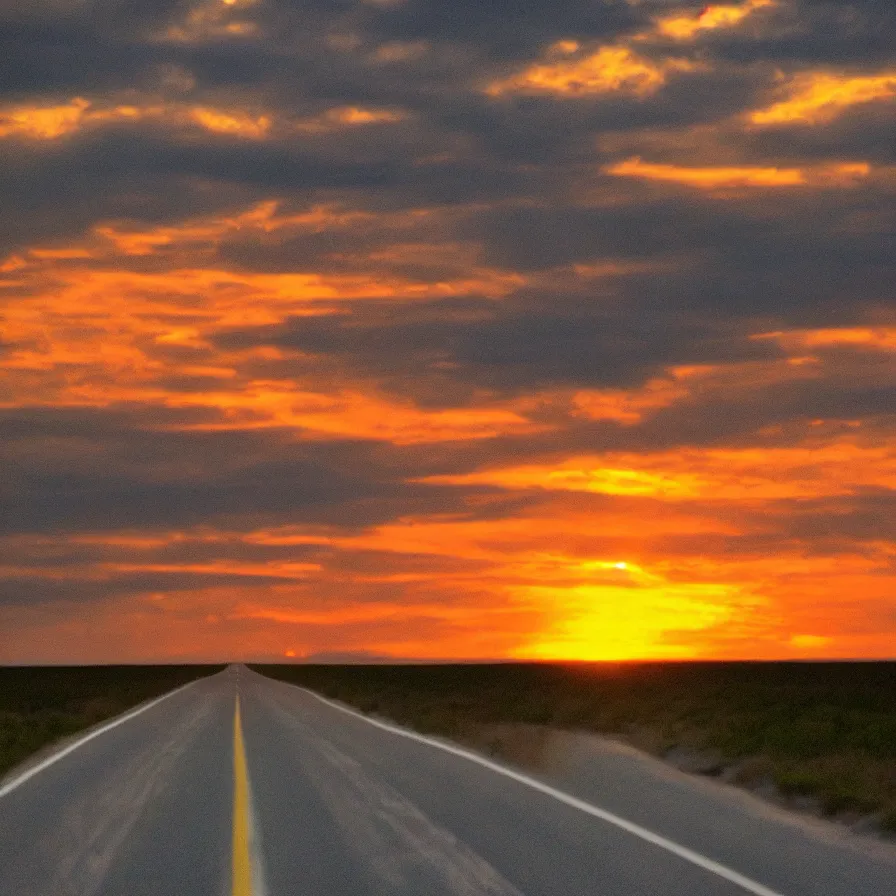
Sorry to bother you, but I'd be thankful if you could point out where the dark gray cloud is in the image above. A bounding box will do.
[0,570,294,608]
[361,0,642,53]
[0,0,641,100]
[473,191,894,292]
[764,489,896,543]
[703,1,896,66]
[1,0,891,267]
[0,138,253,254]
[0,405,540,534]
[218,296,783,398]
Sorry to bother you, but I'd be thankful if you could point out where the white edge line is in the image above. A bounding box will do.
[298,686,786,896]
[0,678,200,800]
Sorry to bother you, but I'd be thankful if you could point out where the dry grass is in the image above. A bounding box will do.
[0,665,222,778]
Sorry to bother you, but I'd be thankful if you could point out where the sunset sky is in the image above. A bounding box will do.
[1,0,893,663]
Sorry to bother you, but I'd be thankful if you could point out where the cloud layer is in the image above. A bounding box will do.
[1,0,893,661]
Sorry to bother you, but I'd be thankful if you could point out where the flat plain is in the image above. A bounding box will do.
[0,664,223,778]
[3,661,894,836]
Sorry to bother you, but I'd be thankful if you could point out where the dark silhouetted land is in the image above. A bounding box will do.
[253,661,896,832]
[0,665,223,778]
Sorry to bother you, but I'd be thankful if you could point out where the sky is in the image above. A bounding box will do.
[0,0,894,664]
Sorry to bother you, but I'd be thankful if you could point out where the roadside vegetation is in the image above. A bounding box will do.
[254,661,896,833]
[0,665,223,779]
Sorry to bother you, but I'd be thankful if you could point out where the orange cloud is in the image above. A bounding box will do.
[750,71,896,125]
[0,95,405,143]
[565,378,689,424]
[419,439,896,501]
[190,106,271,138]
[0,549,536,663]
[486,46,695,97]
[422,465,703,497]
[604,156,870,188]
[159,385,545,443]
[754,327,896,351]
[0,97,92,139]
[0,97,268,141]
[0,203,533,443]
[338,500,736,567]
[0,98,181,141]
[103,560,322,579]
[656,0,775,41]
[230,598,501,626]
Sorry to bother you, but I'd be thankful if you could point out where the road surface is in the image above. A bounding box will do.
[0,665,893,895]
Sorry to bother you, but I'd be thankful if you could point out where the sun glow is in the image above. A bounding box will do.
[515,578,738,661]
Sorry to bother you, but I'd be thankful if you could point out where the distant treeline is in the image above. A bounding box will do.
[253,661,896,831]
[0,665,223,778]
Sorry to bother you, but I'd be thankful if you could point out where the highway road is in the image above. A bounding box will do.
[0,665,893,895]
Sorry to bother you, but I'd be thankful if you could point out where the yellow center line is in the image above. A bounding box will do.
[232,696,252,896]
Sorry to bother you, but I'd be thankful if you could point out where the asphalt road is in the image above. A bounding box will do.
[0,665,893,896]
